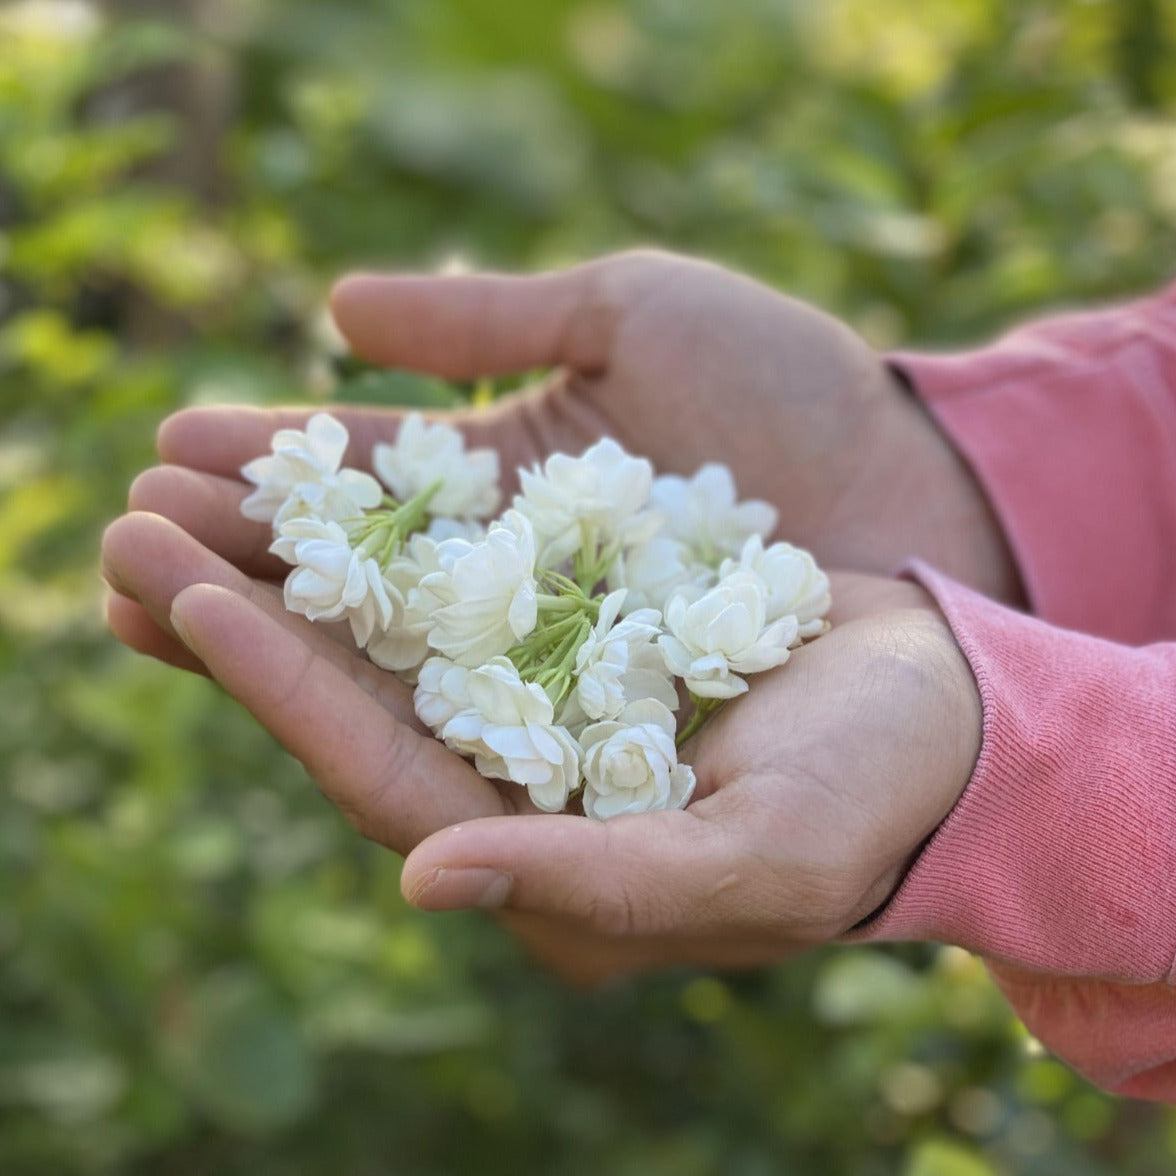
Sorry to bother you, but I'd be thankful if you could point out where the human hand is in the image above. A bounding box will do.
[400,572,982,983]
[102,514,980,984]
[110,249,1021,673]
[101,511,553,849]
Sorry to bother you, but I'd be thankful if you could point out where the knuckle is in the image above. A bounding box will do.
[580,882,642,938]
[575,848,673,938]
[347,730,420,848]
[127,465,169,511]
[269,642,317,714]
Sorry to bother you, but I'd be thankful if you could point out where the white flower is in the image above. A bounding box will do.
[413,656,472,735]
[417,510,538,666]
[366,534,444,675]
[276,518,394,647]
[720,536,831,641]
[651,464,776,565]
[425,516,486,544]
[580,699,696,820]
[372,412,500,519]
[241,413,382,527]
[658,571,798,699]
[569,590,678,722]
[439,658,580,812]
[607,534,714,613]
[514,438,659,568]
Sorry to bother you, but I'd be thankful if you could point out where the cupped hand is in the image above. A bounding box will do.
[102,513,981,984]
[111,249,1020,674]
[101,511,549,853]
[401,572,981,983]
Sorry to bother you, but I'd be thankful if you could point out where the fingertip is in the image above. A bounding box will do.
[99,509,159,598]
[107,588,209,675]
[328,273,392,344]
[168,580,231,639]
[328,271,373,316]
[105,586,143,641]
[155,404,280,475]
[155,407,202,464]
[126,465,172,513]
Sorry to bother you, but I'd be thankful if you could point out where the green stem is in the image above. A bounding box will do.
[539,568,587,597]
[677,696,722,747]
[545,617,589,679]
[352,481,443,568]
[535,592,583,615]
[393,478,442,537]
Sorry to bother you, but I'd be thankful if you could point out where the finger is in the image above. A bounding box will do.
[101,512,412,722]
[154,393,569,493]
[106,590,209,676]
[156,404,414,481]
[329,264,616,379]
[129,465,286,579]
[170,584,509,852]
[400,807,771,940]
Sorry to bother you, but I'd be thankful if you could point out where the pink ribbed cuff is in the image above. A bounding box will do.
[846,563,1176,987]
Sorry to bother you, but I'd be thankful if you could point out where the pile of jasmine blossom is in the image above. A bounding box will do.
[240,412,831,820]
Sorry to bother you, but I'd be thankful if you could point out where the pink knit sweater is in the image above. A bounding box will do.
[853,283,1176,1101]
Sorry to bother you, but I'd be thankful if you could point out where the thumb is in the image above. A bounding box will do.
[329,262,616,379]
[400,809,762,939]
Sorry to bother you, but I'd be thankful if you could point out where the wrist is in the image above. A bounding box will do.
[844,591,984,933]
[883,362,1027,607]
[833,359,1027,609]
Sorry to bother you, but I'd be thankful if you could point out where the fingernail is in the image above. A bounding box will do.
[169,604,194,648]
[409,867,512,911]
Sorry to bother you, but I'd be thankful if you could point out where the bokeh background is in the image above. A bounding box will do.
[3,0,1176,1172]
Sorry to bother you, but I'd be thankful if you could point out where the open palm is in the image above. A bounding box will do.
[103,509,978,983]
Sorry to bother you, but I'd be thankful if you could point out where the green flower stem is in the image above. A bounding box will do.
[351,480,443,568]
[535,593,584,615]
[542,616,589,682]
[573,547,593,594]
[572,521,602,592]
[572,536,620,595]
[676,695,723,747]
[507,613,580,674]
[537,568,592,599]
[534,617,591,708]
[513,561,610,702]
[394,479,443,537]
[379,528,401,566]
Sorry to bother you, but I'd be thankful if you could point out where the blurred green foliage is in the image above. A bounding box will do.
[2,0,1175,1172]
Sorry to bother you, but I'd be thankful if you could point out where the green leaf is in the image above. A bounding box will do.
[334,368,464,408]
[161,969,318,1135]
[904,1138,998,1176]
[812,950,928,1026]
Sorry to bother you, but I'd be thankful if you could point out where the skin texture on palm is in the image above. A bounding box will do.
[102,507,980,985]
[102,249,994,983]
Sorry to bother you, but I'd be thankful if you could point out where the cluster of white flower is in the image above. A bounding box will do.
[242,412,831,819]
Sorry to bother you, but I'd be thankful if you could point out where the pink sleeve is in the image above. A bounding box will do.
[848,564,1176,1102]
[864,292,1176,1100]
[889,281,1176,645]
